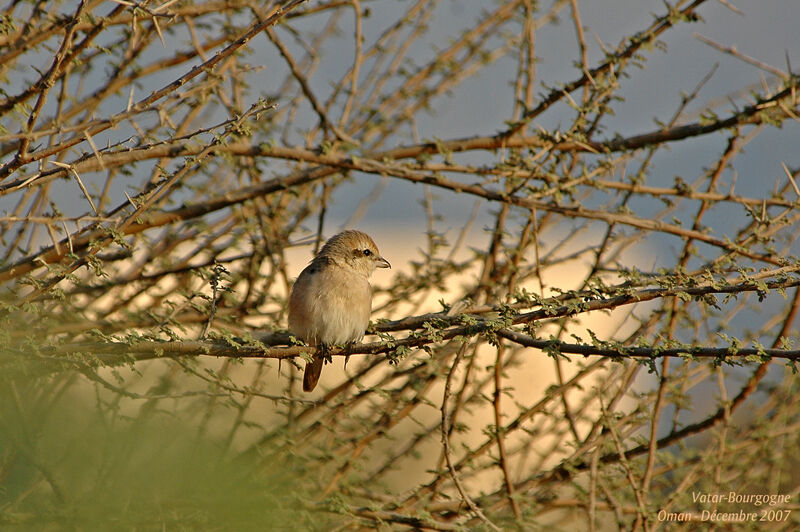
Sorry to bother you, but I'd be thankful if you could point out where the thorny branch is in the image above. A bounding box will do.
[1,1,799,529]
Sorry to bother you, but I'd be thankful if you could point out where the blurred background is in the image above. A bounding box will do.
[1,0,799,529]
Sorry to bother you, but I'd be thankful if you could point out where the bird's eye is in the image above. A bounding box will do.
[362,249,372,256]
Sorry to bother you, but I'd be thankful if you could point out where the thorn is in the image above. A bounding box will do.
[782,162,800,198]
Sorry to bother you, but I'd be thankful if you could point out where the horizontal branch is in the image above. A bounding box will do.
[17,269,800,368]
[496,329,797,361]
[35,329,800,370]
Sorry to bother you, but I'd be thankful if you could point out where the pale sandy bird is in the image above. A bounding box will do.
[288,230,391,392]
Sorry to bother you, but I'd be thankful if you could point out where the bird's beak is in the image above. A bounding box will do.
[376,256,391,269]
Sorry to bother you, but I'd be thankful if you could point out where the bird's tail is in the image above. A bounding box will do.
[303,355,324,392]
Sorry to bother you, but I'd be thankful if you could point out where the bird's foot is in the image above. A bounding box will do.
[343,342,356,371]
[319,345,333,365]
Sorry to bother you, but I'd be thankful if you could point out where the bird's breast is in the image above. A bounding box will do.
[288,264,372,346]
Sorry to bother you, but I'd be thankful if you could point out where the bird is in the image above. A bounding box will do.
[288,230,391,392]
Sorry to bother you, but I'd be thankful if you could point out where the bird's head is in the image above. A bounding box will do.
[319,230,391,277]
